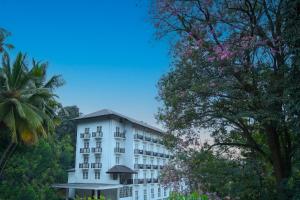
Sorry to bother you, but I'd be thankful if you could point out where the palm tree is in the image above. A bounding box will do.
[0,28,14,54]
[0,52,64,176]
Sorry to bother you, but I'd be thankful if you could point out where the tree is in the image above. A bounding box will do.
[0,53,64,177]
[151,0,300,198]
[0,28,13,54]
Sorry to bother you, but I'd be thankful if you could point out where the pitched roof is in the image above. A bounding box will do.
[74,109,164,133]
[106,165,137,174]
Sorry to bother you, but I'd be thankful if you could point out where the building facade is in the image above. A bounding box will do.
[53,109,173,200]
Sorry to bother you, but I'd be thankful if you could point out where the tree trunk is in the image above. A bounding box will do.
[0,141,16,178]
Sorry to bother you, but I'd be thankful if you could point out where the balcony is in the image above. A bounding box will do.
[134,134,144,140]
[165,154,170,158]
[134,149,143,155]
[91,163,102,169]
[159,153,164,158]
[152,165,159,169]
[146,164,151,169]
[145,136,151,142]
[170,155,175,159]
[120,179,133,185]
[92,147,102,154]
[159,165,164,169]
[114,147,125,154]
[152,138,158,143]
[147,178,152,183]
[92,131,103,138]
[79,163,89,169]
[145,151,152,156]
[114,132,126,139]
[80,148,90,154]
[153,178,159,183]
[152,152,158,157]
[80,133,90,139]
[134,179,139,184]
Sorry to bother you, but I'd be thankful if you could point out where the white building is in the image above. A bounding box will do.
[53,109,174,200]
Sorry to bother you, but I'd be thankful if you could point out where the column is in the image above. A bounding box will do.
[94,190,98,198]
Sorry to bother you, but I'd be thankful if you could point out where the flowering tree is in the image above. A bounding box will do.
[151,0,300,198]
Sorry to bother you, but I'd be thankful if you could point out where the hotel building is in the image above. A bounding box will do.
[53,109,173,200]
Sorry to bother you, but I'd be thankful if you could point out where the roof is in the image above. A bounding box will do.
[52,183,122,190]
[106,165,137,174]
[74,109,164,134]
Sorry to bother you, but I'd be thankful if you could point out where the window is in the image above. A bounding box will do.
[143,189,147,200]
[116,126,120,133]
[83,155,89,163]
[151,171,154,179]
[164,187,167,196]
[151,188,154,199]
[112,174,118,180]
[97,126,102,132]
[143,157,147,165]
[96,141,101,148]
[143,171,147,179]
[116,156,120,164]
[135,191,138,200]
[150,158,154,165]
[95,155,101,163]
[83,171,88,179]
[158,186,161,197]
[116,142,120,148]
[84,141,89,148]
[157,158,160,165]
[135,157,138,164]
[135,143,139,149]
[134,173,138,179]
[85,128,89,133]
[95,170,100,179]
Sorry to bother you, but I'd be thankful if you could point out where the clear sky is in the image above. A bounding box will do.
[0,0,170,127]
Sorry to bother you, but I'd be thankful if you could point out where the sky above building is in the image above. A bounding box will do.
[0,0,171,128]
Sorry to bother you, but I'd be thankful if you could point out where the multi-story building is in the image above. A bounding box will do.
[53,109,174,200]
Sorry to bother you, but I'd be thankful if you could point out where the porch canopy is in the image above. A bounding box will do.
[52,183,123,190]
[106,165,137,174]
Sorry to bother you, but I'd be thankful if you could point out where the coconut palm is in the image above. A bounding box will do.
[0,52,64,176]
[0,28,14,54]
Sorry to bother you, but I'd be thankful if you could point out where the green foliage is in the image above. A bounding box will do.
[168,192,208,200]
[0,135,73,200]
[75,195,106,200]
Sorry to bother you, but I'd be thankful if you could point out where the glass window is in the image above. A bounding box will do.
[116,156,120,164]
[84,141,89,148]
[135,157,138,164]
[83,155,89,163]
[96,141,101,148]
[151,188,154,199]
[143,189,147,200]
[158,186,161,197]
[83,171,88,179]
[95,170,100,179]
[135,143,139,149]
[116,126,120,133]
[143,157,147,165]
[85,128,89,133]
[95,155,101,163]
[97,126,102,132]
[143,171,147,179]
[116,142,120,148]
[164,187,167,196]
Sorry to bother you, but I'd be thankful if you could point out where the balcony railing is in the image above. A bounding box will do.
[114,147,125,154]
[146,164,151,169]
[91,163,102,169]
[92,147,102,154]
[80,148,90,154]
[147,178,152,183]
[114,131,126,139]
[134,149,143,155]
[152,165,159,169]
[153,178,159,183]
[145,151,152,156]
[145,136,151,142]
[152,152,158,156]
[159,153,164,158]
[120,179,133,185]
[165,154,170,158]
[92,131,103,138]
[134,134,144,140]
[80,133,91,139]
[79,163,89,169]
[152,138,158,143]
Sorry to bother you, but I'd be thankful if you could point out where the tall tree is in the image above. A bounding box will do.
[0,53,64,177]
[0,28,13,54]
[151,0,300,198]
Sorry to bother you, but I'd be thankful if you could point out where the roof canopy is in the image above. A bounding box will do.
[74,109,164,134]
[106,165,137,174]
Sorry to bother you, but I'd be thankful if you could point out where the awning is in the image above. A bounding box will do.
[106,165,137,174]
[52,183,123,190]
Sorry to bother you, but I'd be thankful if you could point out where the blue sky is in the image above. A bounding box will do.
[0,0,170,127]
